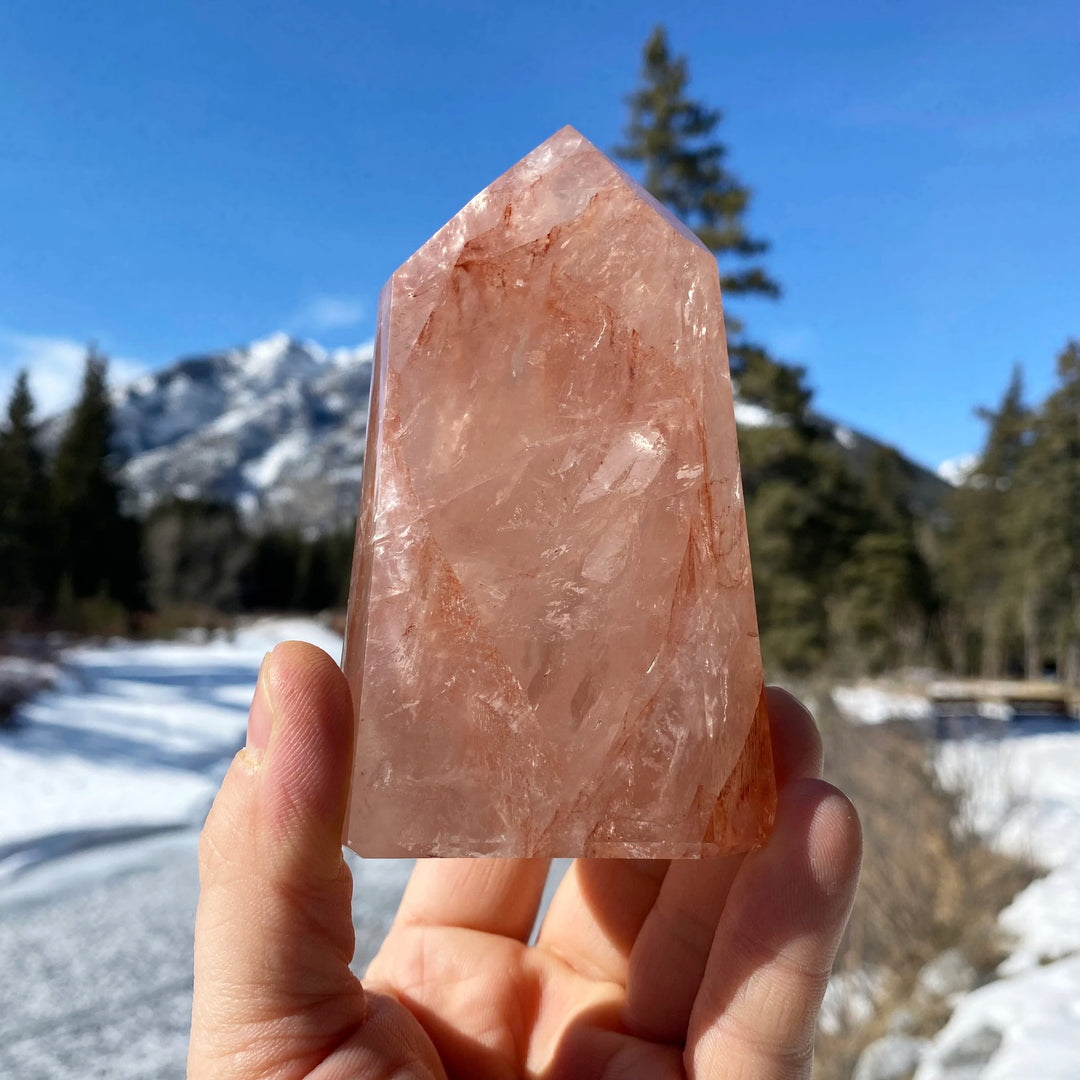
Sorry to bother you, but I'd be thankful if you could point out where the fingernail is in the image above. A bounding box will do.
[246,652,275,759]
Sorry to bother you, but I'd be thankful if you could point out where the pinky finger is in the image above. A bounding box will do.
[685,779,862,1080]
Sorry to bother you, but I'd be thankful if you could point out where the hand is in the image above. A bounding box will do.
[189,641,861,1080]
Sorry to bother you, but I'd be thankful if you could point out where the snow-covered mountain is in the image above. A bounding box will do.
[109,333,374,534]
[95,331,949,536]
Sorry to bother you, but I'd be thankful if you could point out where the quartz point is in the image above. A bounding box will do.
[342,126,776,858]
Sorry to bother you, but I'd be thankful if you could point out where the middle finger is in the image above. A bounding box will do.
[622,686,824,1043]
[534,858,669,985]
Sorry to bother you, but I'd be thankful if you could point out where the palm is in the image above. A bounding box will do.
[362,858,738,1079]
[189,643,860,1080]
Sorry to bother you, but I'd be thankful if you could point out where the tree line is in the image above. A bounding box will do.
[0,352,142,627]
[0,355,353,633]
[939,344,1080,683]
[4,325,1074,679]
[0,330,939,670]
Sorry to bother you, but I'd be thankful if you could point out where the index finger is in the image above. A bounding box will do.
[390,858,552,943]
[766,686,824,788]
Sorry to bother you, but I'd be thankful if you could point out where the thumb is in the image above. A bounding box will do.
[189,641,363,1079]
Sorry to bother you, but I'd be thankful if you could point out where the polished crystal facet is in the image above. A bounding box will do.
[342,126,775,857]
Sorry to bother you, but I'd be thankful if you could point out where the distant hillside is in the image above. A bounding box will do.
[825,420,951,518]
[734,401,951,518]
[64,332,949,535]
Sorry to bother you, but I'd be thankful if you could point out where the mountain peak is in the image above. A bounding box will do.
[109,334,374,532]
[226,332,325,388]
[249,329,294,355]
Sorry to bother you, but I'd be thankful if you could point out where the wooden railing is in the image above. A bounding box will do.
[929,679,1080,719]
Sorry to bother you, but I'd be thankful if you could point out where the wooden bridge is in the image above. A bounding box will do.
[928,679,1080,719]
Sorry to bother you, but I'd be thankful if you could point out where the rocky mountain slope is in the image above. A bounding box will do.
[89,332,948,535]
[109,333,373,534]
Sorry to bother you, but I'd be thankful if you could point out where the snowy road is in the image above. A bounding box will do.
[0,619,416,1079]
[1,624,1078,1078]
[0,619,346,876]
[0,620,568,1080]
[0,829,416,1079]
[1,833,222,1079]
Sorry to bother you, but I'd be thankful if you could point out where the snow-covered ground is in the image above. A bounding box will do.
[0,618,417,1079]
[0,618,342,880]
[916,728,1080,1079]
[0,618,569,1079]
[832,679,1080,1078]
[832,682,934,726]
[2,635,1078,1078]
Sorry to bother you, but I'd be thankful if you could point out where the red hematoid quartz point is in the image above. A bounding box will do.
[342,126,776,858]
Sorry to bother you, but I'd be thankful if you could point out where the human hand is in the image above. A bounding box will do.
[189,641,860,1080]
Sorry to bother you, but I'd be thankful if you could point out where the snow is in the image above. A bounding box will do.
[921,729,1080,1079]
[102,334,376,533]
[0,831,415,1080]
[820,967,885,1035]
[0,654,61,694]
[733,399,777,428]
[915,956,1080,1080]
[331,342,376,368]
[834,689,1080,1078]
[232,331,322,389]
[832,683,934,725]
[0,618,342,882]
[0,618,565,1078]
[937,452,978,487]
[3,638,1078,1078]
[834,423,857,449]
[934,733,1080,1076]
[242,428,313,489]
[0,618,363,1078]
[936,731,1080,972]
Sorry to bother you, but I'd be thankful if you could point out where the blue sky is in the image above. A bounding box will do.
[1,0,1076,471]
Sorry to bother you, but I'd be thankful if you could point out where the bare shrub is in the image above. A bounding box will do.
[134,604,236,640]
[807,690,1039,1079]
[0,640,60,729]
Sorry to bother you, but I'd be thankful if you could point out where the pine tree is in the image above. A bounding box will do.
[143,498,248,612]
[614,27,830,418]
[830,446,937,673]
[615,25,779,335]
[940,368,1031,675]
[52,347,143,608]
[739,421,871,670]
[0,372,54,610]
[733,343,817,431]
[1020,341,1080,683]
[614,27,941,674]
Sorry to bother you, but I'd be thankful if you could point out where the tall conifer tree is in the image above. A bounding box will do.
[52,347,142,606]
[0,372,53,609]
[941,368,1030,675]
[615,29,809,407]
[615,25,779,324]
[615,29,941,672]
[830,446,937,672]
[1023,342,1080,683]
